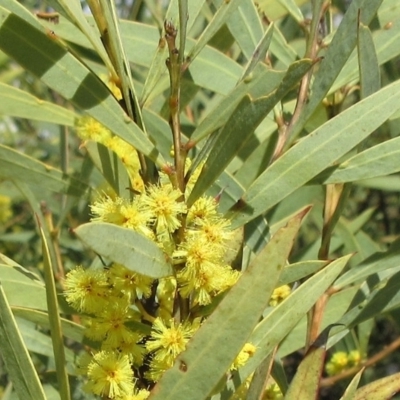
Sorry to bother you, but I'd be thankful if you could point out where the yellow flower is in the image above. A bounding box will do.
[100,73,122,100]
[263,383,283,400]
[348,350,361,366]
[141,184,187,235]
[179,262,238,306]
[120,199,154,239]
[108,263,154,300]
[105,136,144,192]
[64,266,111,314]
[85,351,134,398]
[126,389,151,400]
[90,195,127,225]
[231,343,256,370]
[146,318,197,364]
[185,160,205,195]
[75,116,112,144]
[145,317,200,381]
[269,285,291,306]
[186,217,232,255]
[146,357,174,382]
[84,304,141,349]
[157,277,177,320]
[187,195,218,226]
[325,351,349,376]
[0,195,12,223]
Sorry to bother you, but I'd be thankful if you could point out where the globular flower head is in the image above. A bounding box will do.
[157,277,177,320]
[90,195,127,225]
[75,116,112,144]
[348,350,361,366]
[84,351,135,399]
[146,318,198,365]
[64,266,111,314]
[187,195,219,226]
[108,263,154,300]
[263,383,283,400]
[146,357,174,382]
[231,343,256,370]
[145,317,199,381]
[100,73,122,100]
[141,184,187,236]
[84,303,142,349]
[126,388,151,400]
[325,351,349,376]
[269,285,291,307]
[0,195,12,223]
[120,199,154,239]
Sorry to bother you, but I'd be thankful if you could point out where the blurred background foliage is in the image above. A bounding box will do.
[1,0,400,399]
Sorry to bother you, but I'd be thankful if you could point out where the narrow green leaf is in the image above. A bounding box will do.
[357,176,400,191]
[0,82,77,125]
[149,209,308,400]
[226,0,263,60]
[240,23,274,80]
[357,22,380,98]
[0,9,162,165]
[0,264,47,310]
[243,214,270,257]
[321,136,400,184]
[0,284,47,400]
[123,20,242,95]
[340,369,364,400]
[191,65,285,143]
[269,24,298,68]
[278,287,358,358]
[246,352,274,400]
[277,0,304,23]
[38,221,71,400]
[290,0,383,138]
[141,0,206,105]
[46,0,114,74]
[231,80,400,229]
[85,141,131,198]
[353,372,400,400]
[335,237,400,289]
[140,35,169,107]
[188,59,313,206]
[0,144,87,196]
[20,12,243,97]
[332,19,400,95]
[256,0,308,20]
[378,0,400,26]
[15,317,74,363]
[75,222,173,278]
[284,325,337,400]
[234,255,350,385]
[210,169,246,214]
[279,260,327,286]
[341,268,400,329]
[186,0,242,64]
[13,307,85,344]
[97,0,145,132]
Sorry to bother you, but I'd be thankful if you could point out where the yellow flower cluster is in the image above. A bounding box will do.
[67,117,253,397]
[325,350,361,376]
